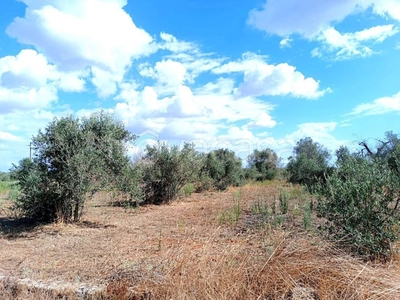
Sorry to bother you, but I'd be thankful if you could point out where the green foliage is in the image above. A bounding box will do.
[0,181,11,194]
[317,156,400,258]
[218,192,242,225]
[247,148,279,181]
[180,183,195,197]
[140,142,202,204]
[202,149,244,190]
[10,112,138,223]
[278,189,289,215]
[287,137,331,188]
[0,171,11,182]
[302,204,312,230]
[0,172,13,194]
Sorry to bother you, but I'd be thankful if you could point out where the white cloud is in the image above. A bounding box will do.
[249,0,400,59]
[279,37,293,48]
[7,0,154,97]
[313,25,398,60]
[0,49,89,113]
[0,108,72,170]
[372,0,400,20]
[167,86,202,117]
[348,91,400,116]
[213,52,328,99]
[159,32,197,53]
[114,72,278,145]
[248,0,366,38]
[154,60,187,88]
[0,49,52,89]
[0,86,57,114]
[0,131,21,142]
[244,112,277,128]
[284,122,347,160]
[220,126,259,142]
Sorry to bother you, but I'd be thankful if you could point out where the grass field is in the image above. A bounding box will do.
[0,182,400,299]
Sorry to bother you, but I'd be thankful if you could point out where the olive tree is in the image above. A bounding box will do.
[203,149,244,190]
[11,112,139,222]
[287,137,331,187]
[140,142,202,204]
[247,148,279,181]
[317,156,400,258]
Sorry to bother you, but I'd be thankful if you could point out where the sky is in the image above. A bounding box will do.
[0,0,400,171]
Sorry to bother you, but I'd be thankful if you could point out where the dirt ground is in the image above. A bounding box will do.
[1,183,400,299]
[0,185,273,288]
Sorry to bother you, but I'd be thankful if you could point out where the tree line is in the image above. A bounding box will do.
[8,112,400,258]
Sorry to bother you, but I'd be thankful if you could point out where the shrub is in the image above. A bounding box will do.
[140,142,202,204]
[316,156,400,258]
[247,148,279,181]
[287,137,331,188]
[203,149,244,190]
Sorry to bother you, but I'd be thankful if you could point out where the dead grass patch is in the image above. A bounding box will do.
[0,183,399,299]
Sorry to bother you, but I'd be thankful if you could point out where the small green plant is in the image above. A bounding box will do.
[276,215,284,226]
[251,196,270,224]
[180,183,194,197]
[279,189,289,215]
[302,204,312,230]
[0,181,11,194]
[271,197,276,215]
[7,185,19,201]
[177,218,185,229]
[218,193,242,225]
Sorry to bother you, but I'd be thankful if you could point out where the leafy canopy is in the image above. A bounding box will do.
[287,137,331,187]
[11,111,138,222]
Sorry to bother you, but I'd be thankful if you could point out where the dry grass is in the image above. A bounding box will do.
[0,182,400,299]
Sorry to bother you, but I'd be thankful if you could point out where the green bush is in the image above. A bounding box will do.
[287,137,331,188]
[247,148,279,181]
[317,156,400,258]
[202,149,244,190]
[140,142,202,204]
[0,172,11,182]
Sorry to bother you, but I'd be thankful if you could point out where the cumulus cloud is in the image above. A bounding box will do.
[248,0,365,38]
[348,91,400,116]
[7,0,154,97]
[0,50,58,113]
[155,60,187,88]
[0,49,89,113]
[244,112,277,128]
[213,52,328,99]
[167,86,202,117]
[113,70,278,146]
[249,0,400,59]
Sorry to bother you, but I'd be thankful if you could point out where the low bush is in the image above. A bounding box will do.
[202,149,245,191]
[140,142,202,204]
[317,156,400,258]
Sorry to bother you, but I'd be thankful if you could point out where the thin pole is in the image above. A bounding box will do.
[28,142,32,159]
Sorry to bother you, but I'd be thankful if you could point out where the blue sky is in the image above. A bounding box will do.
[0,0,400,171]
